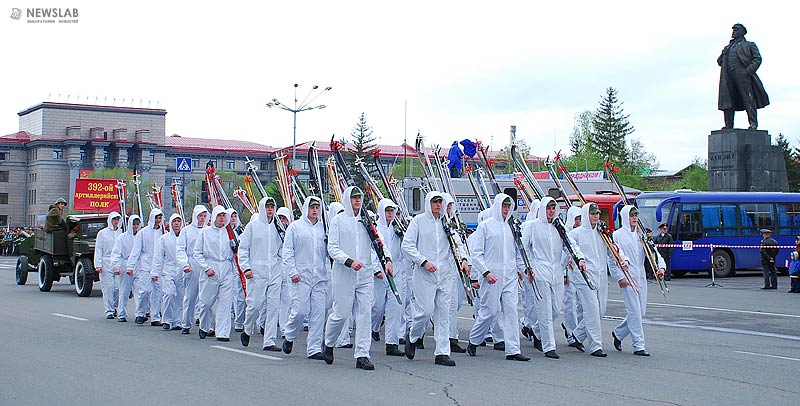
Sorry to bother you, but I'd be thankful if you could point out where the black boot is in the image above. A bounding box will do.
[282,339,293,354]
[181,328,190,334]
[633,350,651,356]
[386,344,405,356]
[118,317,127,323]
[544,350,560,359]
[521,326,533,341]
[372,331,381,342]
[506,353,531,362]
[561,323,570,340]
[435,355,456,366]
[568,338,585,352]
[612,331,622,351]
[323,345,334,365]
[199,329,207,339]
[450,338,466,353]
[162,323,171,330]
[240,332,250,347]
[493,341,505,351]
[591,349,608,357]
[467,343,477,357]
[533,335,543,352]
[356,357,374,370]
[404,331,416,360]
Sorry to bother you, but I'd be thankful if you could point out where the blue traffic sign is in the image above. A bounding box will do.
[176,157,192,173]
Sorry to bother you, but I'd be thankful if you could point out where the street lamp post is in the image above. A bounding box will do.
[266,84,332,169]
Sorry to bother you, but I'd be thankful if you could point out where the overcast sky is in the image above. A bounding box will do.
[2,0,797,170]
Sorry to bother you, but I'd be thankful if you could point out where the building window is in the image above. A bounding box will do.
[192,159,199,169]
[226,180,235,190]
[0,171,8,182]
[53,149,63,159]
[104,150,110,162]
[260,161,268,171]
[209,159,217,168]
[28,189,37,205]
[80,150,87,161]
[150,151,156,163]
[0,150,9,160]
[299,160,309,170]
[0,215,7,227]
[226,159,235,170]
[0,193,8,204]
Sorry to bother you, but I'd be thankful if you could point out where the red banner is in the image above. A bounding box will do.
[73,178,120,212]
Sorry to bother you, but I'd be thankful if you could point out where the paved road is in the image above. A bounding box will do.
[2,255,798,406]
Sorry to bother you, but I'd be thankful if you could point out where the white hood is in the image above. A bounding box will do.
[147,208,163,229]
[257,197,276,224]
[568,206,583,231]
[168,213,182,236]
[190,205,209,229]
[328,202,344,220]
[441,193,455,217]
[126,214,141,236]
[490,193,514,223]
[620,205,635,231]
[107,211,122,230]
[211,205,230,228]
[524,199,540,224]
[377,198,398,226]
[277,206,293,224]
[340,186,360,218]
[423,191,443,220]
[536,196,556,222]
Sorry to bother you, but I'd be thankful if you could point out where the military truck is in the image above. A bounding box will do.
[16,214,108,297]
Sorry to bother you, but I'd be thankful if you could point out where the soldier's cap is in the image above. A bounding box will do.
[431,195,444,203]
[264,197,276,207]
[546,200,557,207]
[55,198,67,205]
[588,203,601,214]
[629,207,639,216]
[350,187,364,197]
[308,197,321,207]
[502,197,513,206]
[760,228,772,234]
[658,223,668,229]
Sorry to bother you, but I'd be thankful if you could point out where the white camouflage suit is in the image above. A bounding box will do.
[127,209,165,321]
[568,204,628,353]
[467,194,526,356]
[612,205,665,352]
[95,212,122,317]
[194,205,236,338]
[111,215,140,321]
[402,191,465,357]
[371,198,408,346]
[176,205,209,330]
[282,197,330,356]
[153,213,185,328]
[239,197,284,348]
[324,187,382,359]
[524,196,584,354]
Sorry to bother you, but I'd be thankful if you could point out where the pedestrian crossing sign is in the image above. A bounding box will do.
[176,157,192,173]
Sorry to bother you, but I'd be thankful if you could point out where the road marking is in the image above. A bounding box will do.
[210,345,283,360]
[607,299,800,319]
[52,313,88,321]
[640,319,800,341]
[602,316,625,321]
[735,351,800,362]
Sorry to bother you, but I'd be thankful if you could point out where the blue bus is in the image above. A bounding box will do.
[631,190,800,277]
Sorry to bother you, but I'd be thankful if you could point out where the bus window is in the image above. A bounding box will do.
[776,203,800,235]
[679,203,703,241]
[700,204,738,236]
[739,203,774,235]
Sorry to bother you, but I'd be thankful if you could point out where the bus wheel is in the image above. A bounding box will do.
[711,250,734,278]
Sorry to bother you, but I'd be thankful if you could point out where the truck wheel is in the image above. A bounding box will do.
[74,258,94,297]
[711,249,734,278]
[38,255,54,292]
[16,256,29,285]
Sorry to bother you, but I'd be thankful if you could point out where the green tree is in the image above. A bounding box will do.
[667,158,709,191]
[348,112,378,188]
[391,157,423,179]
[569,110,594,156]
[777,133,800,192]
[590,87,634,166]
[627,137,658,176]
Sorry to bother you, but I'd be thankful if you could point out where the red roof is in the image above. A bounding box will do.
[0,131,32,143]
[165,135,275,154]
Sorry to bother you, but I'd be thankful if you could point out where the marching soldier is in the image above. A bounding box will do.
[111,215,141,323]
[239,197,284,351]
[153,213,185,330]
[402,191,460,367]
[281,197,330,359]
[466,194,530,362]
[612,205,665,356]
[324,186,391,370]
[194,206,236,341]
[371,198,407,356]
[95,212,123,319]
[127,209,165,326]
[177,205,209,334]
